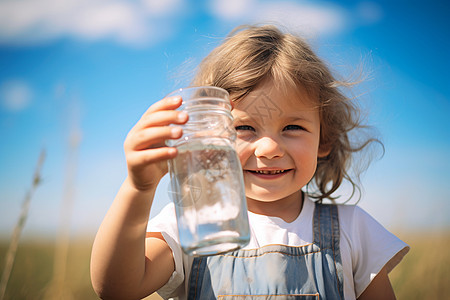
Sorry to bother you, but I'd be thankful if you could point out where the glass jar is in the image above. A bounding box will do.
[166,86,250,256]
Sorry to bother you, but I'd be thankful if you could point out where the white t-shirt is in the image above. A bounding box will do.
[147,197,409,299]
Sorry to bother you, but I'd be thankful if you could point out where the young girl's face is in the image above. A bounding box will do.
[232,80,324,206]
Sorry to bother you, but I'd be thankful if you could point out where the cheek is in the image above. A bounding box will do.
[235,139,252,165]
[289,139,319,167]
[290,147,318,185]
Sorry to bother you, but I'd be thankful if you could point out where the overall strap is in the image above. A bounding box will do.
[313,202,344,299]
[313,202,340,249]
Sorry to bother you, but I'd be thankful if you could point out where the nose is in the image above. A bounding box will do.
[254,136,284,159]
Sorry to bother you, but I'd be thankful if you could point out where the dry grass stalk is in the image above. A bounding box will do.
[45,97,82,300]
[0,149,46,300]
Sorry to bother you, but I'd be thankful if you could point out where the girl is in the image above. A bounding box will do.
[91,25,409,299]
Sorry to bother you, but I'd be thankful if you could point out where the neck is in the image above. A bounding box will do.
[247,190,304,223]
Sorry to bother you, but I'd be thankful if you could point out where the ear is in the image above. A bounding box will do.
[317,144,331,158]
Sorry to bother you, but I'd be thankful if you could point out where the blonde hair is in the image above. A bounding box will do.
[192,25,381,201]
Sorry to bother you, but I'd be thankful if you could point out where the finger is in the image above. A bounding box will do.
[144,96,183,116]
[128,147,178,166]
[127,126,182,151]
[136,110,188,130]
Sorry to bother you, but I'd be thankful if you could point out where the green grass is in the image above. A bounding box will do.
[1,231,449,299]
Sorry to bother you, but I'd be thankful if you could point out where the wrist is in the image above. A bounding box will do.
[125,175,160,194]
[117,177,157,221]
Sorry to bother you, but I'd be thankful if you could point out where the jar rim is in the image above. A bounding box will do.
[167,86,228,101]
[167,85,228,95]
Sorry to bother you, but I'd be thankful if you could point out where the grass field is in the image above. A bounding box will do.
[389,230,450,299]
[1,231,449,299]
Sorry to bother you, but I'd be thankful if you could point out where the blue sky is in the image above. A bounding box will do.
[0,0,449,237]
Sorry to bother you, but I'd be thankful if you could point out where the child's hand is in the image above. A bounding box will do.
[123,96,188,192]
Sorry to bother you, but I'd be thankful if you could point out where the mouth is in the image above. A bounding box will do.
[247,169,292,177]
[251,169,288,175]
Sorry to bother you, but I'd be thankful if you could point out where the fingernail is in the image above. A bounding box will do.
[177,112,188,122]
[168,148,177,156]
[171,126,181,136]
[171,96,181,103]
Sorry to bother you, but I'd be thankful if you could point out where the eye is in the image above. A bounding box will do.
[235,125,255,131]
[283,124,305,131]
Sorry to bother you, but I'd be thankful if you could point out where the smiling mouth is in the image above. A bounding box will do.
[250,169,290,175]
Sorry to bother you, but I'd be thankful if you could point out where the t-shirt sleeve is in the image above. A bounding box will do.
[147,203,184,299]
[340,205,409,297]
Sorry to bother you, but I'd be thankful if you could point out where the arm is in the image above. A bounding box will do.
[357,266,396,300]
[90,96,188,299]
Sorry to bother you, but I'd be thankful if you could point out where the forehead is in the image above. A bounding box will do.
[232,80,319,120]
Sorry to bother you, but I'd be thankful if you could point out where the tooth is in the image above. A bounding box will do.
[254,170,287,174]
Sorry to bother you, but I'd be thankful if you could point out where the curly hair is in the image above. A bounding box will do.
[192,24,381,201]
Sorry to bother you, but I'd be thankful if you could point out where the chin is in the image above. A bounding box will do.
[245,191,290,202]
[245,186,304,203]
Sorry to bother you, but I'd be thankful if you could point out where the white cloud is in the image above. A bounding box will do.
[258,2,348,37]
[210,0,350,37]
[0,80,32,111]
[141,0,183,16]
[0,0,380,46]
[0,0,183,46]
[209,0,257,21]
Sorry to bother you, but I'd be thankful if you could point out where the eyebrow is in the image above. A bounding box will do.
[283,115,314,123]
[232,116,253,122]
[232,115,314,124]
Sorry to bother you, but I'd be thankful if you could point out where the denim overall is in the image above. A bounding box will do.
[187,203,344,299]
